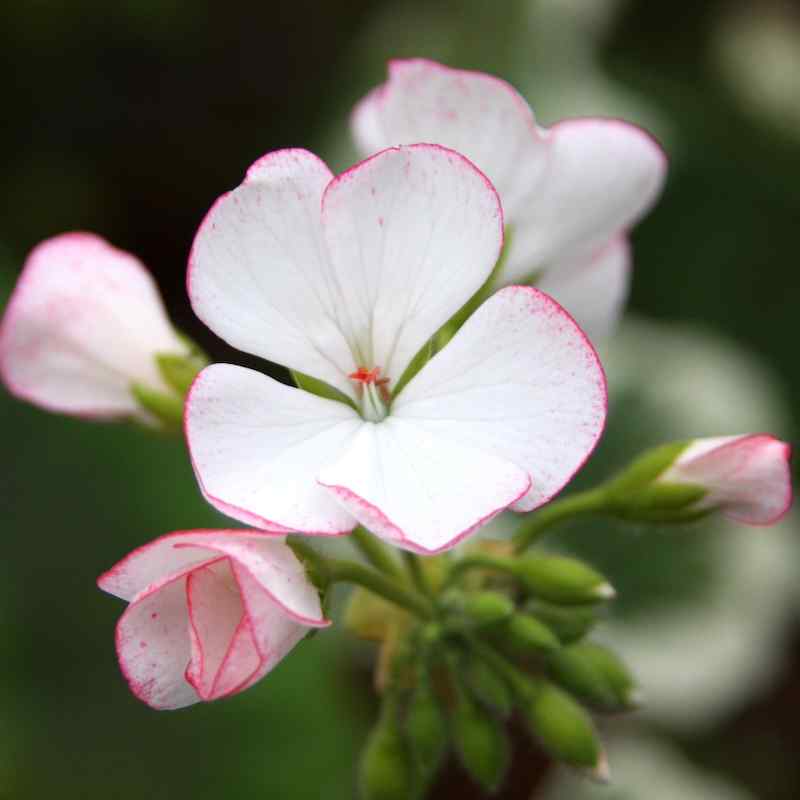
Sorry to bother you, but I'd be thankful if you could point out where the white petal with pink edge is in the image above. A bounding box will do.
[318,419,531,553]
[99,530,325,709]
[536,238,631,343]
[392,286,607,512]
[352,59,548,220]
[503,118,666,282]
[0,232,185,419]
[188,145,502,400]
[185,363,362,536]
[660,434,793,525]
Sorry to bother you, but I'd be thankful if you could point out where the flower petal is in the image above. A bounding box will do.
[319,419,530,553]
[185,363,362,535]
[393,286,607,512]
[0,233,185,418]
[321,144,503,389]
[664,434,793,525]
[352,59,548,218]
[536,237,631,343]
[185,559,261,701]
[115,572,199,710]
[227,562,311,689]
[187,149,356,398]
[505,118,666,281]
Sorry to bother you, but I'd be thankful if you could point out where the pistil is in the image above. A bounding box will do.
[349,366,390,422]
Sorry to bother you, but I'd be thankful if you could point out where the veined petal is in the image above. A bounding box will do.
[318,420,530,553]
[393,286,607,512]
[352,59,548,218]
[0,233,185,418]
[185,559,260,701]
[185,363,362,535]
[505,118,666,281]
[661,434,793,525]
[536,238,631,343]
[187,149,356,398]
[227,563,312,689]
[97,529,324,625]
[321,143,503,389]
[115,572,199,710]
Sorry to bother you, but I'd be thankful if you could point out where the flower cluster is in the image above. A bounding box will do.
[0,57,793,796]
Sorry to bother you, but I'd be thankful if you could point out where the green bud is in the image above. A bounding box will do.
[406,674,447,785]
[568,643,640,710]
[451,687,510,793]
[360,694,416,800]
[292,370,356,409]
[130,382,183,430]
[495,613,561,658]
[521,680,604,774]
[513,555,615,605]
[547,646,618,710]
[524,600,600,644]
[155,349,207,395]
[463,591,515,627]
[467,658,513,716]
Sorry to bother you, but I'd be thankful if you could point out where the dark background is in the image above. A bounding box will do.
[1,1,798,797]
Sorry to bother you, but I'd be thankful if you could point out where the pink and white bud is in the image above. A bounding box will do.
[0,232,188,421]
[98,530,328,709]
[659,435,792,525]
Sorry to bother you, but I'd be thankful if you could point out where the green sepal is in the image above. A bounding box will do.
[611,483,709,523]
[155,349,208,396]
[467,657,514,717]
[521,680,603,773]
[495,613,561,660]
[391,339,433,400]
[406,667,448,787]
[291,370,356,410]
[524,600,600,645]
[359,691,416,800]
[513,554,615,605]
[604,441,692,496]
[130,382,183,430]
[451,683,510,793]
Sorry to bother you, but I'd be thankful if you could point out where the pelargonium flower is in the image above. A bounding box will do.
[98,530,327,709]
[659,434,792,525]
[185,144,607,554]
[351,58,668,341]
[0,232,188,421]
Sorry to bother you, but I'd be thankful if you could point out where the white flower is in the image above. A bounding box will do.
[0,232,187,421]
[185,145,607,554]
[659,434,792,525]
[352,58,667,341]
[98,530,327,709]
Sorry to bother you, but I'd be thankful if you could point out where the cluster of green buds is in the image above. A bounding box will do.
[342,540,631,798]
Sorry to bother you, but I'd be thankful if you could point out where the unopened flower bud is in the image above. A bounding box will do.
[495,613,561,658]
[521,680,605,776]
[524,599,600,644]
[360,693,416,800]
[467,658,513,716]
[406,671,447,785]
[463,591,515,627]
[547,642,638,711]
[451,684,510,792]
[513,554,615,605]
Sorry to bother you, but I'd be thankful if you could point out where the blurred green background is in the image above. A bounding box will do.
[1,0,799,797]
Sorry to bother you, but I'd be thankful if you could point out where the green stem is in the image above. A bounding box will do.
[350,526,403,578]
[444,553,514,588]
[327,559,434,620]
[402,551,435,600]
[512,488,608,554]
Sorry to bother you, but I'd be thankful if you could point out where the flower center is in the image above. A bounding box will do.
[349,366,390,422]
